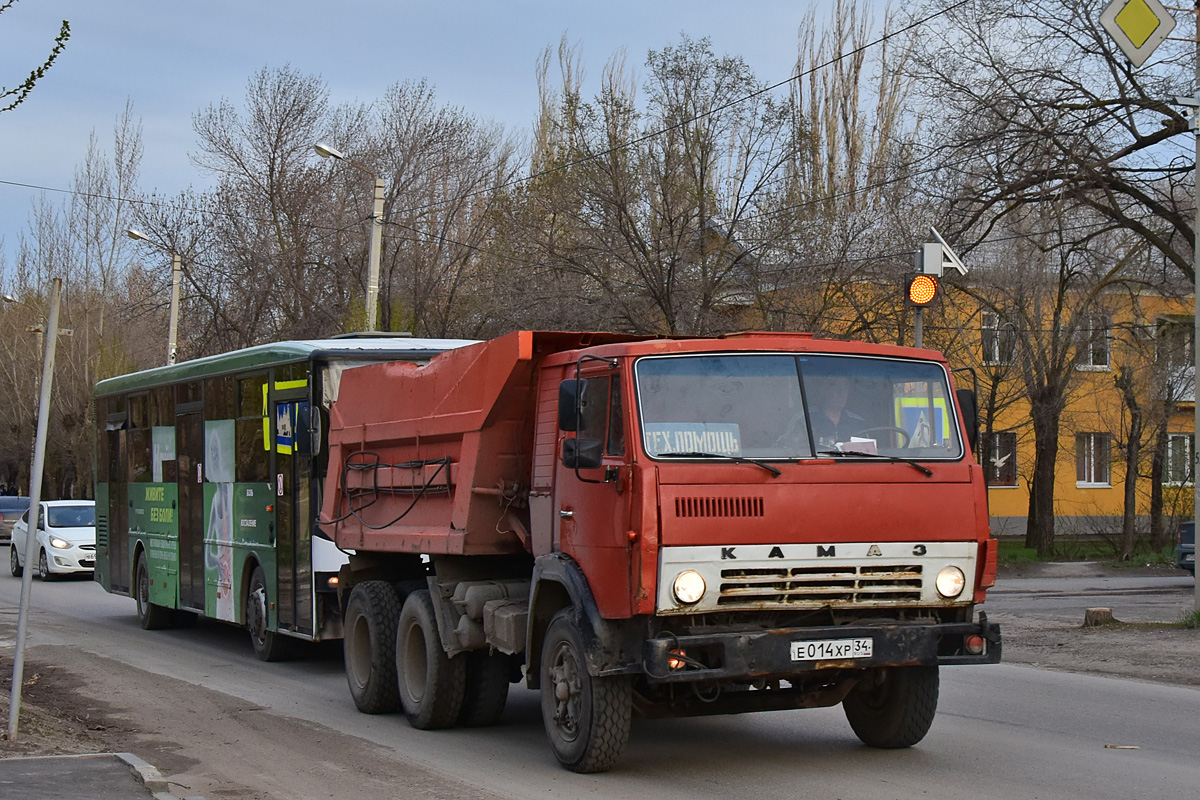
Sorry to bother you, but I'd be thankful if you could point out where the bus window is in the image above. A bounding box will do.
[150,386,173,427]
[177,381,201,406]
[238,375,267,417]
[205,375,235,420]
[129,394,149,429]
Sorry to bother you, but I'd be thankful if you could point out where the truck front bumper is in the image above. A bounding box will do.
[638,615,1000,684]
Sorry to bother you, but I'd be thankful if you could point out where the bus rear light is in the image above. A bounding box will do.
[965,635,985,655]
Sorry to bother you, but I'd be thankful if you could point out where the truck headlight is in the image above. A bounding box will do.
[935,566,966,599]
[672,570,706,605]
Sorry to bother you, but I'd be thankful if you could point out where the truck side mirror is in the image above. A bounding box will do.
[558,380,582,432]
[562,437,603,470]
[956,388,979,454]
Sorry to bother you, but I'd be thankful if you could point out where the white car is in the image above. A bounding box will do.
[9,500,96,581]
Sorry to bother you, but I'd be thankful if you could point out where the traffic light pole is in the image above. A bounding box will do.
[914,307,924,348]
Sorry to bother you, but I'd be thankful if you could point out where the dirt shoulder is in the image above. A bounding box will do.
[988,562,1198,689]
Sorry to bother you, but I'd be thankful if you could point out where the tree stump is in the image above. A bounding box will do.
[1083,608,1117,627]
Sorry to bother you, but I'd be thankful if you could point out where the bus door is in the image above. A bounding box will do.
[176,404,205,611]
[105,418,130,593]
[272,381,313,634]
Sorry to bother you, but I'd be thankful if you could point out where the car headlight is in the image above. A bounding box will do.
[935,565,966,599]
[672,570,706,605]
[49,536,71,549]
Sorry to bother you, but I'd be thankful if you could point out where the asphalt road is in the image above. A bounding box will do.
[986,569,1197,622]
[2,570,1198,800]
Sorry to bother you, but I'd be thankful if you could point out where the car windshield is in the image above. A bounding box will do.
[635,354,963,461]
[47,505,95,528]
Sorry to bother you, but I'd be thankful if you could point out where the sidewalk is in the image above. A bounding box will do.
[0,752,203,800]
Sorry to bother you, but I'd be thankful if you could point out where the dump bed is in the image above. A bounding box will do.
[318,330,647,555]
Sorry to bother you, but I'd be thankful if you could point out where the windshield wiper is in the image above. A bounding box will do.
[658,451,783,477]
[817,450,933,477]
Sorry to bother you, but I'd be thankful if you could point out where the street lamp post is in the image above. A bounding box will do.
[126,229,182,365]
[315,142,385,332]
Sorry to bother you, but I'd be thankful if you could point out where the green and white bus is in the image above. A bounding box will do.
[93,336,474,659]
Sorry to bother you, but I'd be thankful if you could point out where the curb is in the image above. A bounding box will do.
[114,752,169,796]
[114,752,207,800]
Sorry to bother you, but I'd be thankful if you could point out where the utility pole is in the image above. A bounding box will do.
[7,277,62,741]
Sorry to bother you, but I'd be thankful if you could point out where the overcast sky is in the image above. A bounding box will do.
[0,1,850,271]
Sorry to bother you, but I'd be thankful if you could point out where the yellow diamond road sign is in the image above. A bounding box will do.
[1100,0,1176,67]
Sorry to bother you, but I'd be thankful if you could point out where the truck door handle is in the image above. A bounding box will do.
[559,510,574,518]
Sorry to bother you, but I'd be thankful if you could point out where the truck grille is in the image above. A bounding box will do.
[717,564,923,606]
[675,496,764,518]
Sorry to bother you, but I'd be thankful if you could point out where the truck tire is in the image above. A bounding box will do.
[457,650,511,727]
[540,609,632,773]
[843,665,939,749]
[344,581,402,714]
[135,554,173,630]
[247,565,291,662]
[396,589,466,729]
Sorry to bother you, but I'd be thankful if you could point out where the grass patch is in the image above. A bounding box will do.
[1180,609,1200,630]
[996,540,1177,567]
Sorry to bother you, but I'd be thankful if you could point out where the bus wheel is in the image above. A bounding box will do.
[10,544,22,577]
[843,665,939,749]
[247,566,291,662]
[457,650,511,727]
[343,581,401,714]
[540,609,631,773]
[135,554,173,630]
[396,589,465,729]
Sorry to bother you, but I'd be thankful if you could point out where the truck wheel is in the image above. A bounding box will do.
[458,650,511,727]
[843,665,939,749]
[135,554,173,630]
[396,589,465,729]
[10,544,22,577]
[343,581,402,714]
[247,565,291,662]
[540,609,631,773]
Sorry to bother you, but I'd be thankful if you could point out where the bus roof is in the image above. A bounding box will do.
[94,336,479,396]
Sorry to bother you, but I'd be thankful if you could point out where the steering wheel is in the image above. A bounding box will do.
[849,426,910,448]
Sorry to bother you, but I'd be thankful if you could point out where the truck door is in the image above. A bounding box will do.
[554,370,634,616]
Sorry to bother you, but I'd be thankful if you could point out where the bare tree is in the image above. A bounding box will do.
[908,0,1194,281]
[0,0,69,114]
[524,34,796,335]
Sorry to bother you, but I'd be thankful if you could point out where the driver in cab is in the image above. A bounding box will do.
[809,376,864,450]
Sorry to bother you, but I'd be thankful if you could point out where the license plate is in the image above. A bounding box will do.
[790,637,873,661]
[1185,553,1195,563]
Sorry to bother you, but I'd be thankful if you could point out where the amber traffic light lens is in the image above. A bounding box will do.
[906,274,938,306]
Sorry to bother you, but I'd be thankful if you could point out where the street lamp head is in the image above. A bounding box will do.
[126,228,149,242]
[314,142,346,160]
[2,294,15,303]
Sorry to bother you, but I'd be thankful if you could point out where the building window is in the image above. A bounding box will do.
[1076,433,1110,486]
[981,313,1016,366]
[1165,434,1194,486]
[982,430,1017,486]
[1076,314,1110,370]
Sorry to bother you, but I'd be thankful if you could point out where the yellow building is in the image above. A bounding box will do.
[965,291,1194,539]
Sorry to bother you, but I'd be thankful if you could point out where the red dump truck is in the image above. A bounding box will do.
[318,330,1000,772]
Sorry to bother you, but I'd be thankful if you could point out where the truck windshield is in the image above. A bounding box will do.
[635,354,963,461]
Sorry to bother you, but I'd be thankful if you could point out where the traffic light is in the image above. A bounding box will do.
[904,273,939,307]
